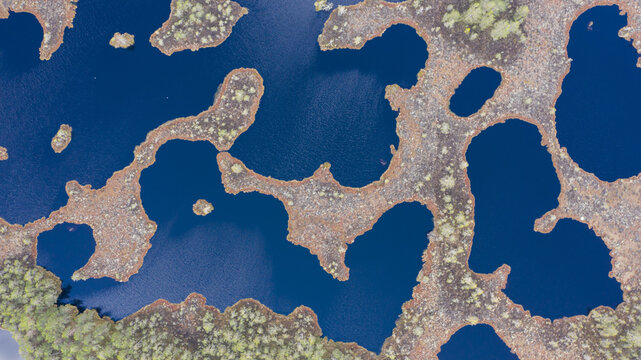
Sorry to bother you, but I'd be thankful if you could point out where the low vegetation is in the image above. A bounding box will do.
[442,0,529,41]
[0,258,373,359]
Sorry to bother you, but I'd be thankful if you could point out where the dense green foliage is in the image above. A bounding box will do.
[442,0,529,41]
[0,258,372,359]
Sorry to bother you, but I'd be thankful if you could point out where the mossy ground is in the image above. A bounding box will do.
[0,258,374,360]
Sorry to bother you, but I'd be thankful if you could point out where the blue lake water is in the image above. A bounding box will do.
[467,119,622,320]
[437,325,518,360]
[0,0,427,225]
[556,5,641,181]
[0,0,634,358]
[449,67,502,117]
[0,329,21,360]
[37,140,434,351]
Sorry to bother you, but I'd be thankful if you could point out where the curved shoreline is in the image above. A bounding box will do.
[0,0,78,60]
[150,0,248,56]
[216,0,641,359]
[1,68,264,282]
[1,0,641,358]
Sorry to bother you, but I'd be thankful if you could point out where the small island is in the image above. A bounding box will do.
[314,0,333,12]
[51,124,72,153]
[3,0,641,359]
[13,68,265,283]
[109,32,135,48]
[192,199,214,216]
[0,146,7,161]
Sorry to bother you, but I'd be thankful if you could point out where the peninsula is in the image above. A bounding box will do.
[0,0,77,60]
[150,0,248,55]
[1,1,641,359]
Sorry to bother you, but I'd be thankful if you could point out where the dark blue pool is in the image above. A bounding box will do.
[0,1,634,358]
